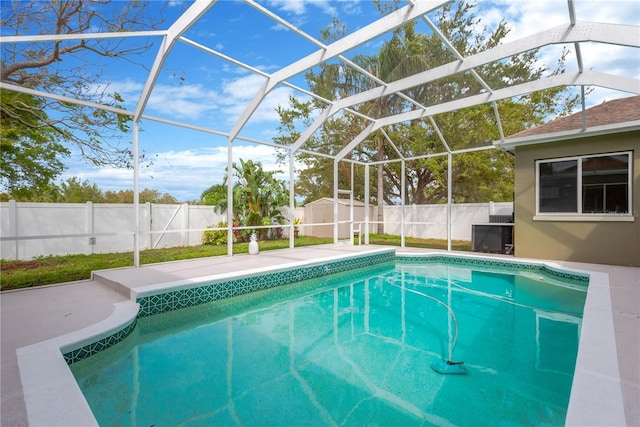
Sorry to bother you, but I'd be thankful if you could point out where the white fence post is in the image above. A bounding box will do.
[9,199,18,259]
[412,204,417,238]
[182,203,189,246]
[86,201,94,255]
[0,201,513,260]
[146,202,152,250]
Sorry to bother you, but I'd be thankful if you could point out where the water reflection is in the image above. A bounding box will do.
[72,265,585,426]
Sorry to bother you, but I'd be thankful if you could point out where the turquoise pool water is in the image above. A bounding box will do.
[71,260,587,426]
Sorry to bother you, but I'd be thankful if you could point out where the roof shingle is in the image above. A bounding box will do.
[508,95,640,138]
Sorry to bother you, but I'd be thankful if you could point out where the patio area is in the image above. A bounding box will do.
[2,1,638,425]
[1,244,638,426]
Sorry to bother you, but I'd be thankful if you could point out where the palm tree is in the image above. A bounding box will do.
[202,159,288,240]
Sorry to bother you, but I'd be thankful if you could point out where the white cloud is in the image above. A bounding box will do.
[222,74,267,100]
[267,0,337,16]
[311,0,338,16]
[95,78,228,121]
[579,43,640,77]
[339,0,362,16]
[501,1,570,40]
[146,84,223,119]
[492,0,639,41]
[86,78,142,109]
[142,145,288,200]
[573,0,640,24]
[253,87,297,123]
[270,22,292,32]
[268,0,306,16]
[219,74,296,125]
[102,71,294,131]
[61,144,289,202]
[72,167,132,183]
[105,78,144,99]
[477,0,639,104]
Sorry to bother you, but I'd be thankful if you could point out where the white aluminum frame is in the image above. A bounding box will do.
[1,0,639,261]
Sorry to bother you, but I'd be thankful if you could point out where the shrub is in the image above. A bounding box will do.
[202,222,228,246]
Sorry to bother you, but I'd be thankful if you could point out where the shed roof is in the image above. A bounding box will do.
[305,197,367,207]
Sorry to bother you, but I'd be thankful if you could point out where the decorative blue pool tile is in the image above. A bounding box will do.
[63,249,591,367]
[396,254,589,284]
[136,251,395,317]
[63,318,137,365]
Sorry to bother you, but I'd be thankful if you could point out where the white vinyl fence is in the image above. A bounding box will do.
[383,202,513,240]
[1,201,226,260]
[299,199,513,241]
[0,200,512,260]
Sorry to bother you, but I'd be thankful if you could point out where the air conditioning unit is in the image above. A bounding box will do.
[472,223,514,254]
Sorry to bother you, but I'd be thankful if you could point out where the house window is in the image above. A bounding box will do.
[536,152,632,219]
[539,160,578,212]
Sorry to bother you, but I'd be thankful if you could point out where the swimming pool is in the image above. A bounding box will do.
[70,256,588,426]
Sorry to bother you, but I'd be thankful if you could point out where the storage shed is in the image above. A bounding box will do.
[304,198,376,239]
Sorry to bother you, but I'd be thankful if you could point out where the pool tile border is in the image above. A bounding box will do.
[136,250,396,317]
[62,318,137,364]
[17,301,140,427]
[396,252,590,284]
[15,248,624,427]
[59,249,396,365]
[64,250,589,365]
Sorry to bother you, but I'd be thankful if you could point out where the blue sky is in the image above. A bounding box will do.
[15,0,638,202]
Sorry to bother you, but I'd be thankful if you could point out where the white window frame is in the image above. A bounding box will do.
[534,151,634,222]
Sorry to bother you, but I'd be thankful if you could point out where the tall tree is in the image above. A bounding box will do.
[1,0,171,170]
[103,188,179,204]
[139,188,178,204]
[200,184,228,212]
[0,90,68,200]
[274,0,578,210]
[58,177,104,202]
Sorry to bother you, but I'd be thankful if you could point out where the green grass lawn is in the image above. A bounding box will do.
[367,234,471,251]
[0,235,470,291]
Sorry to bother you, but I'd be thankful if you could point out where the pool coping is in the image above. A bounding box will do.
[564,270,625,426]
[396,252,625,426]
[132,247,396,317]
[15,249,624,426]
[16,248,395,427]
[16,301,139,427]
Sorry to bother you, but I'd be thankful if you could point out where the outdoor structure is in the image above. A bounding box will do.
[304,197,375,240]
[495,96,640,266]
[1,1,638,265]
[1,199,514,259]
[2,4,640,425]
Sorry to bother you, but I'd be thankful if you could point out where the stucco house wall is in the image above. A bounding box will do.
[513,131,639,266]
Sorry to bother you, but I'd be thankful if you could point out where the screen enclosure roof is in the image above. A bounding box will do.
[1,0,639,164]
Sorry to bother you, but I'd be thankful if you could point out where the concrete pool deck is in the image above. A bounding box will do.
[1,244,638,426]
